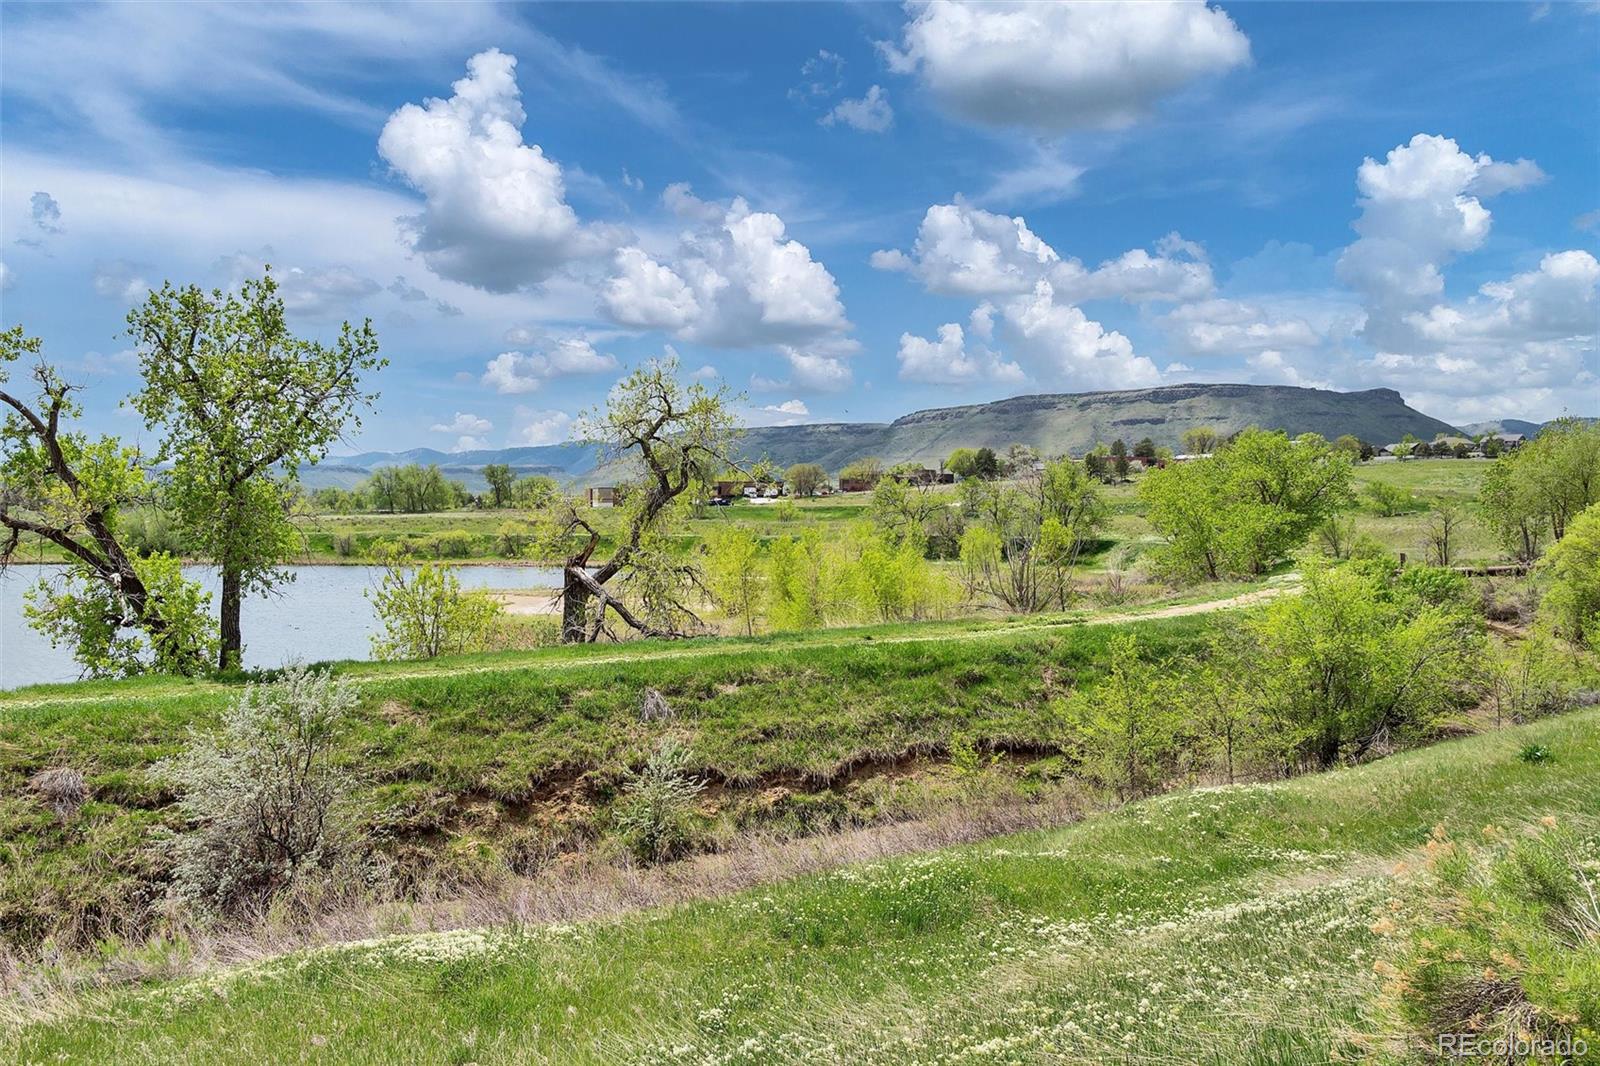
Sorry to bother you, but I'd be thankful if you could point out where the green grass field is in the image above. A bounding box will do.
[10,459,1503,575]
[289,458,1497,569]
[3,604,1235,952]
[9,705,1596,1064]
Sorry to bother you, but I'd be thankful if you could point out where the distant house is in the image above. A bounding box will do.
[713,478,783,500]
[587,486,618,508]
[1433,435,1473,450]
[1492,432,1526,449]
[890,467,941,487]
[839,477,874,493]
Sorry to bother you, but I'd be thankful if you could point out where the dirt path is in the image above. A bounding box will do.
[0,584,1295,711]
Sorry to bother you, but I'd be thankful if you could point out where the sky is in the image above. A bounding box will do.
[1,1,1597,455]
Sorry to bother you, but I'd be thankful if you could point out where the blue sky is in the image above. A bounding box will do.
[2,1,1596,454]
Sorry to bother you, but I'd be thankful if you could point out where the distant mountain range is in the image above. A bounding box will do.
[304,383,1540,491]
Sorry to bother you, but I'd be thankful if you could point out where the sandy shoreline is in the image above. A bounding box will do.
[493,588,565,616]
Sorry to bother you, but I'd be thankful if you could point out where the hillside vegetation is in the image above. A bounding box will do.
[1,608,1221,951]
[8,708,1598,1064]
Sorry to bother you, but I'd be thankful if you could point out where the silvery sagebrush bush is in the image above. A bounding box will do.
[614,737,705,864]
[153,665,358,914]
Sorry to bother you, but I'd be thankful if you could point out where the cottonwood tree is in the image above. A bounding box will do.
[944,447,979,480]
[1540,503,1600,649]
[361,464,462,513]
[1229,557,1482,768]
[1423,503,1464,566]
[957,457,1105,611]
[483,463,514,508]
[1139,429,1353,582]
[839,456,884,487]
[127,274,384,669]
[868,475,943,549]
[0,327,217,675]
[705,526,764,635]
[1479,419,1600,552]
[784,462,825,497]
[540,359,740,642]
[1181,425,1220,455]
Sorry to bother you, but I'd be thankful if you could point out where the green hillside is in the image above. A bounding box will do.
[10,707,1597,1064]
[607,384,1461,482]
[866,383,1457,461]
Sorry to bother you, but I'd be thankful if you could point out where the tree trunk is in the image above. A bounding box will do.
[220,568,243,671]
[561,566,591,642]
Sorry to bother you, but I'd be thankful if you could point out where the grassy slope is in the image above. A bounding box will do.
[4,606,1231,949]
[10,707,1597,1064]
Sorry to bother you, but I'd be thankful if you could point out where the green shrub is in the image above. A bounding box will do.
[424,528,476,558]
[613,738,705,864]
[1366,479,1415,517]
[1396,565,1474,609]
[152,667,362,915]
[1061,632,1180,799]
[496,521,529,558]
[1540,504,1600,649]
[368,550,503,660]
[1490,636,1584,727]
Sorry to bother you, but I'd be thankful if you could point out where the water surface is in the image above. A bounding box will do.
[0,563,560,689]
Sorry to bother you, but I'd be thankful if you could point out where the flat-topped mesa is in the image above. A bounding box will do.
[310,383,1462,488]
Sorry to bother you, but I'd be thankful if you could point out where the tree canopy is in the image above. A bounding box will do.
[958,457,1105,610]
[784,462,826,497]
[539,358,740,642]
[126,272,384,667]
[1,327,218,676]
[1139,428,1354,582]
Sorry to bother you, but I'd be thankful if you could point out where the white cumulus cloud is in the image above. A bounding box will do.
[1162,298,1322,355]
[896,320,1026,385]
[1335,133,1545,351]
[430,412,493,436]
[511,408,576,446]
[875,201,1213,304]
[601,188,850,350]
[481,338,619,395]
[1406,250,1599,345]
[872,200,1059,297]
[882,0,1250,132]
[91,259,152,301]
[378,49,618,292]
[1000,279,1160,389]
[214,251,380,319]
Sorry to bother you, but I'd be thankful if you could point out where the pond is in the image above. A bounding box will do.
[0,563,563,689]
